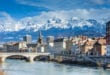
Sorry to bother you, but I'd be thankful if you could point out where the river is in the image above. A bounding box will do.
[0,59,110,75]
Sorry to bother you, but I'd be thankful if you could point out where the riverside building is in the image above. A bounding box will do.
[106,21,110,56]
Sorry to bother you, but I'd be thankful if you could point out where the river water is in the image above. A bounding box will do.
[0,59,110,75]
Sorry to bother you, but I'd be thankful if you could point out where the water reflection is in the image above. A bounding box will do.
[0,59,109,75]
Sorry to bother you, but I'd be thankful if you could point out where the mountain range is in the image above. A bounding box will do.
[0,17,107,42]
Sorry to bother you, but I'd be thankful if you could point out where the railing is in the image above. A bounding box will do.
[0,50,41,53]
[0,52,50,57]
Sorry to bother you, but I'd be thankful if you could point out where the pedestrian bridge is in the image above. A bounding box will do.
[0,52,50,63]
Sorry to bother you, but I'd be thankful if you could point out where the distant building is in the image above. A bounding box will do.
[23,35,32,44]
[0,44,4,52]
[70,36,81,54]
[92,38,106,56]
[53,38,67,54]
[3,41,27,52]
[106,21,110,56]
[66,38,73,51]
[27,43,37,52]
[37,31,43,45]
[45,36,54,53]
[47,36,54,47]
[80,37,106,56]
[81,39,96,56]
[37,45,45,53]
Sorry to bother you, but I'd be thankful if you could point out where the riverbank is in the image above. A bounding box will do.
[49,57,97,67]
[6,55,110,70]
[49,55,110,70]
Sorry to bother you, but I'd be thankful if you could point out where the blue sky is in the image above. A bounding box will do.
[0,0,50,19]
[0,0,110,20]
[0,0,110,40]
[0,0,110,32]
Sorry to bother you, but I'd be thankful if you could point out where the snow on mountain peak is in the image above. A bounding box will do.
[0,13,107,32]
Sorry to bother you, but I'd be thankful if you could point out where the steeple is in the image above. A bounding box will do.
[37,31,43,45]
[39,31,42,39]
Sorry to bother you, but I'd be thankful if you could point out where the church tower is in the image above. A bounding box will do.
[37,31,43,45]
[37,31,45,52]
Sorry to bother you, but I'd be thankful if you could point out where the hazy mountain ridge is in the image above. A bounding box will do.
[0,17,107,42]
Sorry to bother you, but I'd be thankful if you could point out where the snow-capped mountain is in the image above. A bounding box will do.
[0,17,107,42]
[0,16,106,32]
[19,17,98,31]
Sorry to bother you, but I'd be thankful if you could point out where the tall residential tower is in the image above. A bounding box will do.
[23,35,32,44]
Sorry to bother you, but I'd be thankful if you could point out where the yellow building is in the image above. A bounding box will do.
[81,39,96,55]
[92,38,106,56]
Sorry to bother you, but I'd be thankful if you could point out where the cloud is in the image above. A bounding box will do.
[16,0,110,10]
[0,12,12,21]
[20,9,110,23]
[0,8,110,31]
[90,0,105,5]
[0,12,22,31]
[20,9,91,26]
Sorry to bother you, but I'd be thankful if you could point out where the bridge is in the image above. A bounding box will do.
[0,52,50,63]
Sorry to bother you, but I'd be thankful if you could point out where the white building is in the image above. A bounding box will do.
[45,36,54,54]
[52,38,67,54]
[4,41,27,52]
[23,35,32,44]
[47,36,54,47]
[37,45,45,53]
